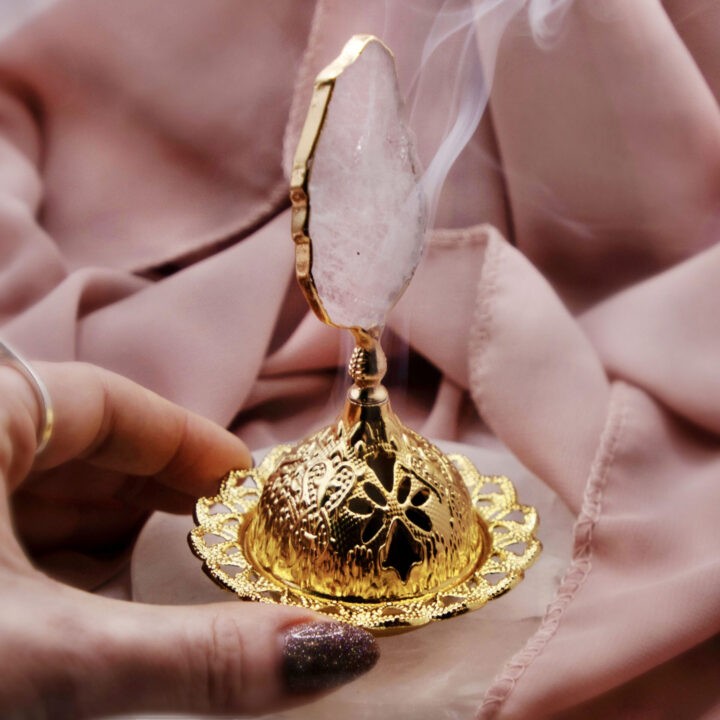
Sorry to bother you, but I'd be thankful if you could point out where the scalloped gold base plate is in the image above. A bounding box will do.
[190,446,541,633]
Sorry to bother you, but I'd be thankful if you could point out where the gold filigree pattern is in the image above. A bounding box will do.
[190,443,541,632]
[242,416,482,601]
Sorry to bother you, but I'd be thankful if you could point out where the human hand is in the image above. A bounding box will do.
[0,360,378,719]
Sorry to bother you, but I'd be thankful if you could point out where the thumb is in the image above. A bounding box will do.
[21,586,379,719]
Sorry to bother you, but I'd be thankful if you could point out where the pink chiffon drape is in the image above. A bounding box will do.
[1,0,719,717]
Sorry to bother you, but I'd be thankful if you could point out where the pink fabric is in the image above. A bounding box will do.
[1,0,719,717]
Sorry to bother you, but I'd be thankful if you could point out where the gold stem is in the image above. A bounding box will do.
[347,330,388,406]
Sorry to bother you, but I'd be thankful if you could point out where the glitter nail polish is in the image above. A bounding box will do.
[282,621,379,694]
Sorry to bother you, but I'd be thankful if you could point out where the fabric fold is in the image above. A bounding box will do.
[487,383,720,718]
[77,210,295,424]
[468,232,610,514]
[582,241,720,435]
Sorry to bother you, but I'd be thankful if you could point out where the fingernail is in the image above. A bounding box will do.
[282,621,379,694]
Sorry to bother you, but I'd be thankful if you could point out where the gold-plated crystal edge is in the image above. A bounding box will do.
[290,34,396,347]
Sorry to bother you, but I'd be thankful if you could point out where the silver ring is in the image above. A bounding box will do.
[0,341,54,455]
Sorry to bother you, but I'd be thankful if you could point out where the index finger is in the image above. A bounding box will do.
[31,361,251,496]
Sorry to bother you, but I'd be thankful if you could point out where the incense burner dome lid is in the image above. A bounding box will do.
[244,407,486,602]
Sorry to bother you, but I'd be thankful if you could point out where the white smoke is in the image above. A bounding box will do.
[387,0,575,226]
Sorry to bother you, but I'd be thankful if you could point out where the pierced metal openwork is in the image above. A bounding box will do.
[190,442,540,632]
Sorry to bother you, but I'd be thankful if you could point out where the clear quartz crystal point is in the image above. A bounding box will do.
[308,40,427,331]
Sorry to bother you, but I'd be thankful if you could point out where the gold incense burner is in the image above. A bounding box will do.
[246,398,485,602]
[191,36,540,631]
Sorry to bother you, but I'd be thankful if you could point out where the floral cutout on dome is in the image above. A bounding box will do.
[347,447,436,582]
